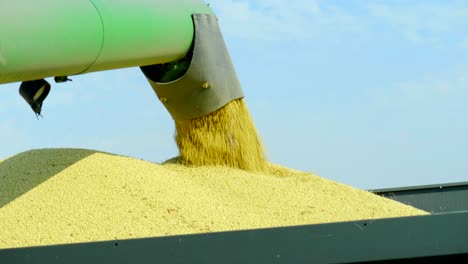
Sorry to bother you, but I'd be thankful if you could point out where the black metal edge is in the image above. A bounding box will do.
[371,182,468,213]
[1,211,467,264]
[358,253,468,264]
[370,181,468,193]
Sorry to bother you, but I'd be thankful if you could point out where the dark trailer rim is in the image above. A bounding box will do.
[1,182,468,264]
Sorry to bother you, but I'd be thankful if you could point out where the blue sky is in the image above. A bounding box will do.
[1,0,467,189]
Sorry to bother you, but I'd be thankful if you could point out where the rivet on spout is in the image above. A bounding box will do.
[202,82,211,89]
[160,97,168,103]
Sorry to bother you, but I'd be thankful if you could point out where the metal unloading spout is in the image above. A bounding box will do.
[141,14,244,120]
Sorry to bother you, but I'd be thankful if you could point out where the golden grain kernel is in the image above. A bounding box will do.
[175,98,267,172]
[0,148,427,249]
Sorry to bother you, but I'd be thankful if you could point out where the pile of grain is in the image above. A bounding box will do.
[175,99,266,171]
[0,148,427,249]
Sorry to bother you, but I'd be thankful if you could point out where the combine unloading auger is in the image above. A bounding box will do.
[1,0,266,171]
[0,0,242,120]
[1,2,468,263]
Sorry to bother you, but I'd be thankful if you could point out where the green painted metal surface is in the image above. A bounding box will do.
[0,0,213,84]
[0,0,102,83]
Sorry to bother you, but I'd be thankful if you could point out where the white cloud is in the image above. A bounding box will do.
[208,0,365,41]
[460,38,468,50]
[368,2,468,44]
[209,1,468,44]
[369,64,468,109]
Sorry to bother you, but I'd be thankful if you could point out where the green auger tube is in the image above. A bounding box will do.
[0,0,213,85]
